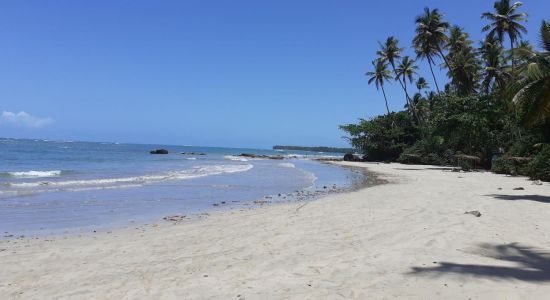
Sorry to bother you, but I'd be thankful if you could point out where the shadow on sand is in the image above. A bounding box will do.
[486,194,550,204]
[409,243,550,282]
[394,167,458,171]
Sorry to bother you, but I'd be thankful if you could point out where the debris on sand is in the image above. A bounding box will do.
[163,215,186,222]
[464,211,482,217]
[253,200,270,205]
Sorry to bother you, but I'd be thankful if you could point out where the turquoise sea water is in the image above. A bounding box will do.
[0,138,362,236]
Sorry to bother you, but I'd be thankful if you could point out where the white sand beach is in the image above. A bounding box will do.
[1,162,550,299]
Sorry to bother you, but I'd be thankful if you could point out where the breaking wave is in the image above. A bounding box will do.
[2,164,254,196]
[279,163,296,168]
[2,170,63,178]
[224,155,249,162]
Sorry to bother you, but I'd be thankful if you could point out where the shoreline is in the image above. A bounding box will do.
[2,162,550,299]
[0,157,359,239]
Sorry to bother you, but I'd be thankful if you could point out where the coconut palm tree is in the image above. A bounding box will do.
[416,77,429,94]
[516,40,534,66]
[377,37,403,74]
[413,8,450,93]
[414,42,441,93]
[447,26,470,54]
[377,37,412,106]
[480,35,511,94]
[366,59,393,115]
[512,21,550,125]
[446,49,481,95]
[409,93,430,122]
[396,56,420,121]
[445,26,481,95]
[395,56,419,101]
[481,0,528,75]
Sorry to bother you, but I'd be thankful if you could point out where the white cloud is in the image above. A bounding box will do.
[0,111,53,128]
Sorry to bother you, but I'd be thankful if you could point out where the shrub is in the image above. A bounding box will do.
[526,146,550,181]
[340,112,420,162]
[491,157,518,175]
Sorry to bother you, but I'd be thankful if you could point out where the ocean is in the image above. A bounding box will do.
[0,138,363,236]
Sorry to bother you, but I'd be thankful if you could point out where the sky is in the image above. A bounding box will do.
[0,0,548,148]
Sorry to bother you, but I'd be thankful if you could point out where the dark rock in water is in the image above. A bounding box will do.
[343,153,361,162]
[150,149,168,154]
[181,152,206,155]
[513,187,525,190]
[343,153,354,161]
[238,153,284,160]
[464,211,482,217]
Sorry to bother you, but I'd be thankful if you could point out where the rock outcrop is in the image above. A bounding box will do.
[150,149,169,154]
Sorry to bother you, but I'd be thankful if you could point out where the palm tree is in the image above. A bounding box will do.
[445,26,481,95]
[396,56,420,121]
[413,7,450,92]
[446,49,481,95]
[416,77,429,94]
[414,42,441,93]
[377,37,403,74]
[366,59,393,115]
[481,0,528,75]
[517,40,533,51]
[512,21,550,125]
[516,40,534,66]
[395,56,419,102]
[480,35,511,94]
[447,26,470,54]
[377,37,412,105]
[409,93,430,122]
[426,91,438,111]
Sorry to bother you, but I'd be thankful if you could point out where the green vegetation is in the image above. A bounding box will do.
[272,146,355,153]
[340,1,550,181]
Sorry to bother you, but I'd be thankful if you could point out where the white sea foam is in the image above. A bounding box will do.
[186,157,197,160]
[301,169,318,188]
[224,155,249,162]
[8,164,254,190]
[279,163,296,168]
[7,170,63,178]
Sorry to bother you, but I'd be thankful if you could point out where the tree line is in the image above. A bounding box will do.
[341,1,550,181]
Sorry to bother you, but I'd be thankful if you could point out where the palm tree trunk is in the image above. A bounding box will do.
[427,56,441,93]
[404,79,419,123]
[510,39,516,77]
[390,63,412,106]
[381,85,390,115]
[437,47,452,71]
[404,78,410,109]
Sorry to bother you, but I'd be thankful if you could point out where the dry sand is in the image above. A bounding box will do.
[1,162,550,299]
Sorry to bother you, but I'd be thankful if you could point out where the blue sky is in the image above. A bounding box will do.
[0,1,548,148]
